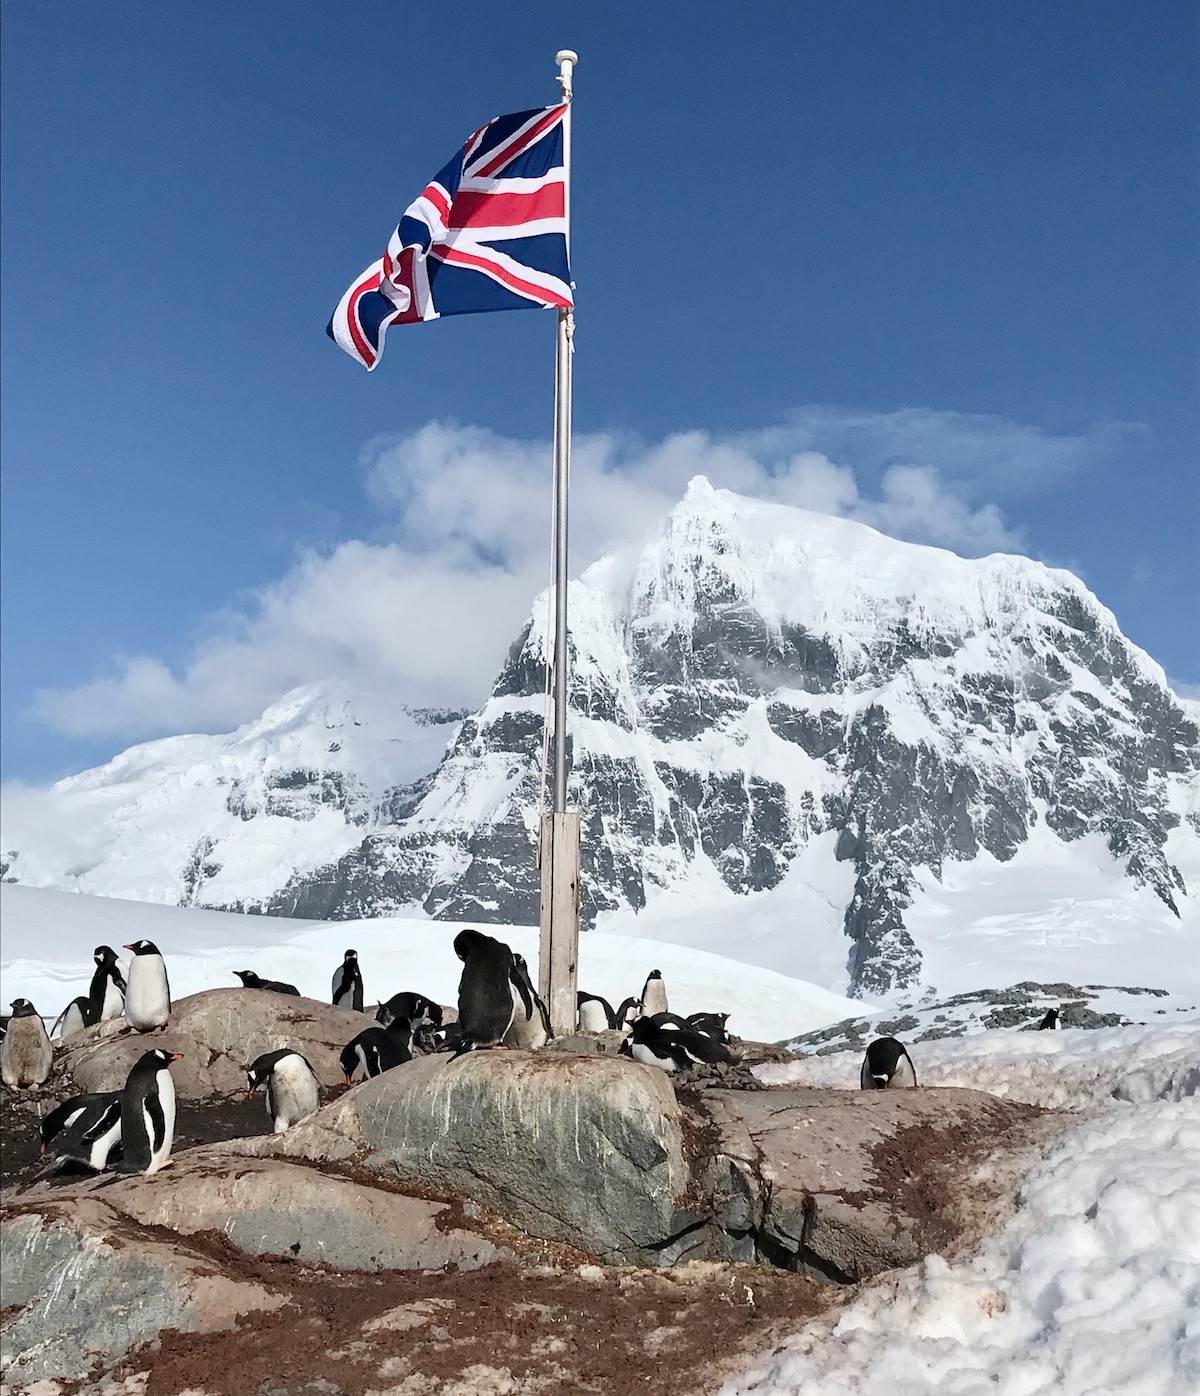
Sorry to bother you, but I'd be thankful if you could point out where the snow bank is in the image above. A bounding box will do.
[722,1101,1200,1396]
[0,884,863,1043]
[756,1024,1200,1110]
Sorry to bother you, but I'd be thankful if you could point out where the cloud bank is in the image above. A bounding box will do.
[29,408,1120,744]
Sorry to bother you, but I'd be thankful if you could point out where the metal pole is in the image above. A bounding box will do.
[552,49,576,814]
[538,49,581,1037]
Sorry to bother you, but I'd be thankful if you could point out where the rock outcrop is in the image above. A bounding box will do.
[54,988,371,1098]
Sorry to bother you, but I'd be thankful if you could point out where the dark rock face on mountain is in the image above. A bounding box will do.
[263,479,1199,997]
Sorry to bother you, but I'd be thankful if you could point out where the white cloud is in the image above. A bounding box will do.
[30,410,1098,744]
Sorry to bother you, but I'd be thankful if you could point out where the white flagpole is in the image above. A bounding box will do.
[539,49,581,1037]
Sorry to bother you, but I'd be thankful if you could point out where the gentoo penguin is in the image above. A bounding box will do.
[1036,1007,1062,1030]
[641,970,668,1018]
[88,945,127,1023]
[332,949,364,1012]
[1,999,53,1090]
[614,996,642,1031]
[39,1091,123,1172]
[376,992,442,1030]
[577,991,616,1032]
[649,1011,692,1032]
[119,1048,181,1173]
[452,929,518,1057]
[246,1049,320,1132]
[860,1036,918,1089]
[123,941,171,1031]
[505,953,551,1050]
[233,970,301,996]
[619,1016,735,1073]
[339,1020,413,1084]
[686,1011,731,1043]
[52,997,92,1040]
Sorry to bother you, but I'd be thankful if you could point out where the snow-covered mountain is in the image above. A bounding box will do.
[0,685,465,908]
[5,477,1198,999]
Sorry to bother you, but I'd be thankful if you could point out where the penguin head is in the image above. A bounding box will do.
[94,944,117,966]
[9,998,36,1017]
[233,971,261,988]
[453,929,485,962]
[343,949,358,965]
[124,940,162,956]
[145,1048,182,1067]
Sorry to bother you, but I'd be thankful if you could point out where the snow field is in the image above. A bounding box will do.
[721,1100,1200,1396]
[0,884,865,1044]
[755,1024,1200,1110]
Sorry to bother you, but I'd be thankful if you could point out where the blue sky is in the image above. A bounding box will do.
[2,1,1197,782]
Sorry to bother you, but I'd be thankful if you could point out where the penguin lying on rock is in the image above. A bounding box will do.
[247,1049,320,1132]
[376,992,442,1030]
[1,999,53,1090]
[860,1036,918,1089]
[340,1018,414,1083]
[233,970,301,996]
[39,1091,123,1173]
[619,1016,735,1073]
[686,1011,731,1043]
[52,997,92,1040]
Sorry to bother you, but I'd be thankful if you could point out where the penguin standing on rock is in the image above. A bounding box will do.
[860,1036,918,1089]
[332,950,364,1012]
[505,953,551,1050]
[247,1049,320,1132]
[641,970,668,1018]
[88,946,127,1024]
[123,941,171,1031]
[1,1000,53,1090]
[619,1016,735,1073]
[233,971,300,996]
[1036,1007,1062,1030]
[452,929,519,1058]
[119,1049,181,1174]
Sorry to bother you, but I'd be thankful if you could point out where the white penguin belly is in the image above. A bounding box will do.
[145,1068,176,1172]
[578,1000,609,1033]
[630,1041,676,1072]
[267,1055,319,1132]
[125,959,170,1029]
[101,977,125,1021]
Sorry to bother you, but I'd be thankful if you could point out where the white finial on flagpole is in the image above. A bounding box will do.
[556,50,578,100]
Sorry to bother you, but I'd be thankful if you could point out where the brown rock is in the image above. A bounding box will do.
[55,989,371,1099]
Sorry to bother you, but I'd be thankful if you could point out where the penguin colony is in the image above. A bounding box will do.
[9,931,1071,1182]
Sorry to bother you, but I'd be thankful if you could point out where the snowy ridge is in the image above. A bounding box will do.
[3,478,1197,1002]
[0,684,464,906]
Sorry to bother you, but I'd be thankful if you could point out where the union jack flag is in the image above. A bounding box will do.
[328,104,572,371]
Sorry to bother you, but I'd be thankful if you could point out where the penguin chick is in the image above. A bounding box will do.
[246,1049,320,1132]
[233,971,301,996]
[859,1036,917,1089]
[123,941,171,1031]
[1,999,53,1090]
[118,1048,182,1173]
